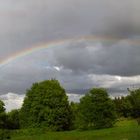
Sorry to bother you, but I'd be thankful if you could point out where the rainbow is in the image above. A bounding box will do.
[0,35,140,68]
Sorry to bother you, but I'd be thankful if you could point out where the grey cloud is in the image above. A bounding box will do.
[0,0,140,59]
[1,40,140,96]
[52,40,140,76]
[0,1,140,110]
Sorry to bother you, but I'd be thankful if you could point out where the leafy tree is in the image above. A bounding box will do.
[78,88,116,129]
[6,109,20,129]
[0,100,11,140]
[70,102,79,129]
[127,88,140,118]
[20,79,72,131]
[0,100,6,129]
[113,96,132,118]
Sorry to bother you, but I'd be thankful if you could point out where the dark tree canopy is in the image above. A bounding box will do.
[0,100,5,113]
[20,79,72,131]
[127,88,140,118]
[6,109,20,129]
[113,96,132,118]
[0,100,6,129]
[78,88,117,129]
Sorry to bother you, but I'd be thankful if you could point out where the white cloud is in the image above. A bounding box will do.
[115,76,122,81]
[67,93,83,102]
[0,92,83,112]
[53,66,61,71]
[0,93,25,112]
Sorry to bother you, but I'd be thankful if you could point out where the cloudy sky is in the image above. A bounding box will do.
[0,0,140,111]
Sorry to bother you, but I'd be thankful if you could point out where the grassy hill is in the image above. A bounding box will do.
[11,119,140,140]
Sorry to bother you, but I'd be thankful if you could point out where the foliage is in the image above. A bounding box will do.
[6,109,20,129]
[0,100,6,129]
[77,88,117,129]
[69,102,79,129]
[0,129,11,140]
[127,88,140,118]
[0,101,5,113]
[113,96,132,118]
[20,79,72,131]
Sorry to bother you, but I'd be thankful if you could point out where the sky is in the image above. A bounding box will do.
[0,0,140,111]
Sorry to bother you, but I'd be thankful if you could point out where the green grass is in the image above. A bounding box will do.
[11,119,140,140]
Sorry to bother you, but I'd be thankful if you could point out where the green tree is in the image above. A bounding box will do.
[20,79,72,131]
[78,88,116,129]
[6,109,20,129]
[0,100,6,129]
[113,96,132,118]
[70,102,79,129]
[127,88,140,118]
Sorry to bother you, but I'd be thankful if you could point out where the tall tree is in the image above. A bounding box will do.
[20,80,72,131]
[78,88,116,129]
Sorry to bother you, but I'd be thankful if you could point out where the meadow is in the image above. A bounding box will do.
[11,119,140,140]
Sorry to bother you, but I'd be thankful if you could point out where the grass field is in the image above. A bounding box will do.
[11,119,140,140]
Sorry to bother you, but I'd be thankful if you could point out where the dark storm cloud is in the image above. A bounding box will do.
[1,40,140,96]
[0,0,140,59]
[52,40,140,76]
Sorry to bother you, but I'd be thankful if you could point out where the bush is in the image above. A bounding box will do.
[0,129,11,140]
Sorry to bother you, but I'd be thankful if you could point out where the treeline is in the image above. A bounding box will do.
[0,79,140,132]
[114,89,140,121]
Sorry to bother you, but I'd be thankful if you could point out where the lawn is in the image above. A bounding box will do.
[11,119,140,140]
